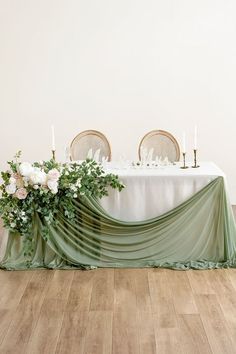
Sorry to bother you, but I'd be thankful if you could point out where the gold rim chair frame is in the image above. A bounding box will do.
[138,129,180,162]
[70,129,112,161]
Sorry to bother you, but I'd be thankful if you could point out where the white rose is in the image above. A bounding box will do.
[33,185,39,190]
[47,168,60,181]
[29,168,47,185]
[6,183,17,195]
[19,162,34,177]
[47,180,58,194]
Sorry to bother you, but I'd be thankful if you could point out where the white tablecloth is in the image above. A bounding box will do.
[100,162,225,221]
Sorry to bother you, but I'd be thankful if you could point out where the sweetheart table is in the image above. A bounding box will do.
[1,162,236,270]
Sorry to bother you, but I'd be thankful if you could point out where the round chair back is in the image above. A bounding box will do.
[139,130,180,162]
[70,130,111,161]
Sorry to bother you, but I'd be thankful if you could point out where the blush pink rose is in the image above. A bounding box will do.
[15,188,28,200]
[13,173,21,180]
[47,168,60,181]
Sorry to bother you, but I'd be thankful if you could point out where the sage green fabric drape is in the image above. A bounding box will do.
[1,176,236,270]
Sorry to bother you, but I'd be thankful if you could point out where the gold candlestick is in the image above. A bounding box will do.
[180,152,189,169]
[192,149,200,168]
[52,150,56,160]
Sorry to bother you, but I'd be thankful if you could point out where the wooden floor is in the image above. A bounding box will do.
[0,209,236,354]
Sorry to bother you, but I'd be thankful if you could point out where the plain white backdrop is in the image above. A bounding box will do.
[0,0,236,202]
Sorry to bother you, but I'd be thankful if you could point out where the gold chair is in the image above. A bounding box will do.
[70,130,112,161]
[138,130,180,162]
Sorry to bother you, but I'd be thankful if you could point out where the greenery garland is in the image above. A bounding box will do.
[0,152,125,259]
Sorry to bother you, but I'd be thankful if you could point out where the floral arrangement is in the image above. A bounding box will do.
[0,152,125,242]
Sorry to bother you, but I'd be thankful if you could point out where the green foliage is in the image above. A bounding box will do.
[0,155,125,263]
[0,156,125,244]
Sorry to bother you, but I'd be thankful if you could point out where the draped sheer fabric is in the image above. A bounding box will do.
[1,177,236,270]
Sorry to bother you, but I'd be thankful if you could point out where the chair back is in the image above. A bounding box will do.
[139,130,180,162]
[70,130,111,161]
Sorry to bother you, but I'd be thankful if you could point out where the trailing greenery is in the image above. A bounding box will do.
[0,152,125,257]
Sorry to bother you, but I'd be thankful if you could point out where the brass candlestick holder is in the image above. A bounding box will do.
[192,149,200,168]
[52,150,56,160]
[180,152,189,169]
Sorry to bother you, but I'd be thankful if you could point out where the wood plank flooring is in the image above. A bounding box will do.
[0,207,235,354]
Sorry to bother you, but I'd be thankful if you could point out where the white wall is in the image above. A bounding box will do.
[0,0,236,202]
